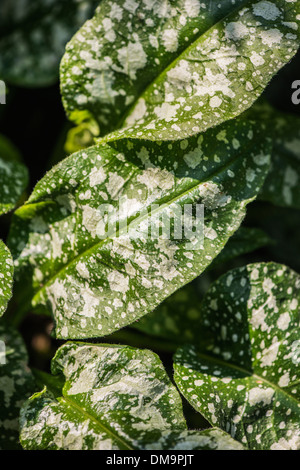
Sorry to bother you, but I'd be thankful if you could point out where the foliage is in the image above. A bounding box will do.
[20,342,244,450]
[61,0,300,140]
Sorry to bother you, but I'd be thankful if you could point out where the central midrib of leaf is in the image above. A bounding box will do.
[34,360,135,449]
[59,395,134,450]
[183,350,300,406]
[113,0,251,132]
[30,143,251,303]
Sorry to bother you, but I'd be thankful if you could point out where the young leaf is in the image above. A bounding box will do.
[20,342,243,450]
[174,262,300,450]
[134,227,272,343]
[0,0,99,87]
[0,322,35,450]
[0,134,28,216]
[8,120,270,339]
[61,0,300,140]
[0,241,13,318]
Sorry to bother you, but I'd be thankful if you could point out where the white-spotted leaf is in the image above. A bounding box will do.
[8,120,270,339]
[174,262,300,450]
[61,0,300,140]
[20,342,244,450]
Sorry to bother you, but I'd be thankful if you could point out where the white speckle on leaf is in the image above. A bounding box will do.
[161,29,178,52]
[252,2,281,21]
[107,270,129,294]
[248,387,274,406]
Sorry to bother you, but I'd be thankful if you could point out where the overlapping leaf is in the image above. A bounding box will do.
[0,134,28,216]
[61,0,300,140]
[8,120,270,339]
[0,0,99,86]
[135,227,271,343]
[0,323,35,450]
[20,342,244,450]
[174,262,300,450]
[0,242,13,318]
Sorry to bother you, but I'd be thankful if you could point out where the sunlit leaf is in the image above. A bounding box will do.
[20,341,244,450]
[61,0,300,139]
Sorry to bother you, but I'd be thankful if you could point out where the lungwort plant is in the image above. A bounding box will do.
[0,0,299,451]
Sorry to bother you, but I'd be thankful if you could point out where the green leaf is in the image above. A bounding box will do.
[134,227,272,343]
[174,262,300,450]
[249,102,300,208]
[0,0,99,87]
[0,134,28,216]
[20,341,244,450]
[61,0,300,140]
[8,119,270,339]
[0,322,35,450]
[0,241,13,318]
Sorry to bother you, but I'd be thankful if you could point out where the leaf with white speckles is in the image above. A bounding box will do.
[8,119,270,339]
[174,262,300,450]
[135,227,272,343]
[0,135,28,216]
[0,0,99,87]
[247,100,300,208]
[20,342,244,450]
[0,242,13,318]
[0,323,35,450]
[61,0,300,140]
